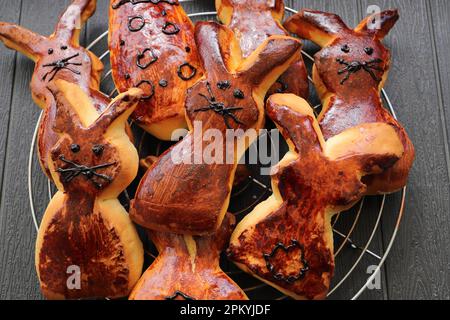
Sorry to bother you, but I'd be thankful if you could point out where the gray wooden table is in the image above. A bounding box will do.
[0,0,448,300]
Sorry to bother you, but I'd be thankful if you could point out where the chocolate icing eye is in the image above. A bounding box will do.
[233,89,245,99]
[177,63,197,81]
[70,144,80,153]
[61,45,68,50]
[162,22,180,35]
[92,144,104,156]
[48,48,54,55]
[364,47,374,55]
[341,44,350,53]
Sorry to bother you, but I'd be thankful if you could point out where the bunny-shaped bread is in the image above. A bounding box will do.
[0,0,109,179]
[228,94,404,300]
[284,9,415,194]
[35,80,144,300]
[109,0,202,140]
[216,0,308,98]
[130,213,247,300]
[130,22,301,236]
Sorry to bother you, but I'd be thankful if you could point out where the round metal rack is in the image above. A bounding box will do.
[28,1,406,300]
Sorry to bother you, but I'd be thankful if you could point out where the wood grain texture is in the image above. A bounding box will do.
[0,0,73,300]
[0,0,448,300]
[0,0,21,235]
[360,0,450,300]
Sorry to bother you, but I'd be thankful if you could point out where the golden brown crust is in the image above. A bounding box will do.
[35,80,144,300]
[284,9,415,194]
[109,0,203,140]
[216,0,308,99]
[0,0,108,179]
[130,22,301,235]
[229,94,404,299]
[130,213,247,300]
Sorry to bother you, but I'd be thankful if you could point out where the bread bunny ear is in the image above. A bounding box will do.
[53,0,97,45]
[93,88,143,132]
[284,9,349,47]
[267,94,325,157]
[355,9,399,40]
[237,35,301,88]
[194,22,237,75]
[0,22,48,61]
[48,80,88,134]
[216,0,284,24]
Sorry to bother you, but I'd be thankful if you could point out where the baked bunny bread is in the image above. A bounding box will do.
[216,0,308,98]
[130,22,301,236]
[130,213,247,300]
[284,9,415,194]
[228,94,404,300]
[35,80,144,300]
[0,0,109,179]
[109,0,202,140]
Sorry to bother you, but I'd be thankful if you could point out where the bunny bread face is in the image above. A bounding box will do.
[130,213,247,300]
[130,22,301,236]
[216,0,308,98]
[0,0,108,178]
[284,9,415,194]
[228,94,404,300]
[35,80,144,300]
[109,0,203,140]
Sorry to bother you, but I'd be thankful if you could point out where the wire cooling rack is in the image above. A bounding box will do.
[27,2,407,300]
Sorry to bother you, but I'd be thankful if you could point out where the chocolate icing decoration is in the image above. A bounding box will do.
[165,291,196,300]
[162,21,180,35]
[92,144,104,156]
[263,239,309,284]
[137,48,158,69]
[128,15,145,32]
[112,0,177,9]
[48,48,54,55]
[233,89,245,99]
[364,47,374,55]
[42,53,82,82]
[56,155,115,189]
[70,144,80,153]
[336,58,383,84]
[177,62,196,81]
[136,79,155,100]
[194,82,244,129]
[217,80,231,90]
[341,44,350,53]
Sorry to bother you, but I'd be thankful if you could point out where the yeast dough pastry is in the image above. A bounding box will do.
[130,213,247,300]
[0,0,108,178]
[109,0,202,140]
[130,22,301,235]
[35,80,144,299]
[216,0,308,98]
[228,94,404,299]
[284,9,415,194]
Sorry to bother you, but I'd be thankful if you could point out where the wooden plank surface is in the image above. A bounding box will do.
[0,0,448,300]
[0,0,73,300]
[359,0,450,300]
